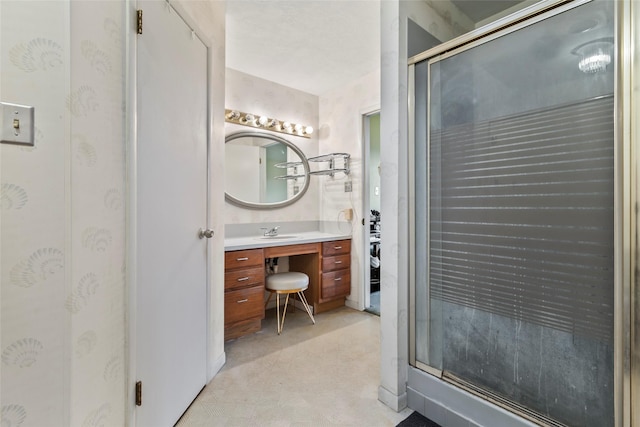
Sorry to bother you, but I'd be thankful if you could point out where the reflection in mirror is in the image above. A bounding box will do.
[225,131,310,209]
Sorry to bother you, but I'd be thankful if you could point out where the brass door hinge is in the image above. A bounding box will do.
[137,10,143,35]
[135,381,142,406]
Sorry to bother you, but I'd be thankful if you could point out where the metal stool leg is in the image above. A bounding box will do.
[276,293,281,335]
[298,291,315,324]
[279,293,291,334]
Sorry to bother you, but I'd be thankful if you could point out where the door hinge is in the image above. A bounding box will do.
[135,381,142,406]
[137,10,143,35]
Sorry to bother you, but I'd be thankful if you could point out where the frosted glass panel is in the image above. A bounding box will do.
[414,1,615,425]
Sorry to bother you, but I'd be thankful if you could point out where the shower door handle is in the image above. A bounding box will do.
[198,228,214,239]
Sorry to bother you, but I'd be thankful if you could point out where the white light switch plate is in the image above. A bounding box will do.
[1,102,35,146]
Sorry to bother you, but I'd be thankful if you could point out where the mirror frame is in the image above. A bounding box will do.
[225,131,311,209]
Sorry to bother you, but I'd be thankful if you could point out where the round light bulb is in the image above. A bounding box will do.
[294,123,303,133]
[258,116,268,126]
[226,110,240,120]
[304,126,314,135]
[244,113,255,124]
[283,122,292,131]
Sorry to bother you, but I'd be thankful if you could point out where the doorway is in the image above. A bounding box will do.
[363,111,380,315]
[134,2,209,425]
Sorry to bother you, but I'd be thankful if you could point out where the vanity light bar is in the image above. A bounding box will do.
[225,109,314,139]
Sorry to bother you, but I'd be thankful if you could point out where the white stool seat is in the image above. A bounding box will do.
[265,271,315,334]
[266,272,309,292]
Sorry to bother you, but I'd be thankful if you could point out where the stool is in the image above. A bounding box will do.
[265,272,315,334]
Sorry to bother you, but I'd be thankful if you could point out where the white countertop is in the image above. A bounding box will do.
[225,230,351,251]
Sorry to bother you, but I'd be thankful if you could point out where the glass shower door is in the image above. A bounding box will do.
[414,1,616,425]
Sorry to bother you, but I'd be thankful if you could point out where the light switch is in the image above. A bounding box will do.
[1,102,35,146]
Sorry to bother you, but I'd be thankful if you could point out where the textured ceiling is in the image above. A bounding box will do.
[226,0,379,96]
[225,0,525,96]
[451,0,525,23]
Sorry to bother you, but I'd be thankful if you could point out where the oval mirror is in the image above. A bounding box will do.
[225,131,310,209]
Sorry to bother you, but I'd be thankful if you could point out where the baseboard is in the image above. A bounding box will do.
[378,385,408,412]
[207,351,226,382]
[345,298,362,311]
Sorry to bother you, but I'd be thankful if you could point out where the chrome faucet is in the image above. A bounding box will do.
[261,226,280,237]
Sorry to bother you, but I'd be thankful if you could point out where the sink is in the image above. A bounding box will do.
[256,235,298,240]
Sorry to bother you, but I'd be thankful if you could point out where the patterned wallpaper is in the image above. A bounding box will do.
[1,1,229,425]
[1,2,126,426]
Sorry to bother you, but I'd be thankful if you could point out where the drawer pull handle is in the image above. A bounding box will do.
[334,260,343,264]
[237,299,249,303]
[334,246,342,250]
[237,277,250,282]
[236,257,249,261]
[334,277,342,281]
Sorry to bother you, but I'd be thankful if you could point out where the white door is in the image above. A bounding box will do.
[136,2,208,426]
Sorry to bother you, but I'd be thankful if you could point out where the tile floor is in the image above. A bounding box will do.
[177,306,412,427]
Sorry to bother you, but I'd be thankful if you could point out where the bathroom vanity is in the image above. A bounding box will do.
[224,232,351,340]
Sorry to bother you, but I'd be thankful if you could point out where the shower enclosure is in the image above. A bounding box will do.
[409,0,634,425]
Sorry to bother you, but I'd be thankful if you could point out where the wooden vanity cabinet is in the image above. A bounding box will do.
[225,238,352,333]
[224,248,265,340]
[284,239,351,313]
[320,240,351,303]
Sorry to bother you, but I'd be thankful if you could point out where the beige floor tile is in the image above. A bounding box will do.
[177,307,411,427]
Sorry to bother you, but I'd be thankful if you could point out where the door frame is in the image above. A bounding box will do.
[126,1,215,425]
[361,106,380,312]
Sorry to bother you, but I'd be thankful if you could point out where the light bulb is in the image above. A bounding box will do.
[226,110,240,120]
[294,123,303,133]
[578,52,610,73]
[283,122,292,132]
[258,116,268,126]
[572,39,613,74]
[304,126,314,135]
[268,118,279,128]
[243,113,255,124]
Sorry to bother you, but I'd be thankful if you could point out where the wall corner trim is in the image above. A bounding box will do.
[208,352,226,382]
[378,385,408,412]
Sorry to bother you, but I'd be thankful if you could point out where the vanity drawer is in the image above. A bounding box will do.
[224,285,265,325]
[322,254,351,273]
[321,269,351,300]
[225,249,264,270]
[225,266,264,291]
[322,240,351,257]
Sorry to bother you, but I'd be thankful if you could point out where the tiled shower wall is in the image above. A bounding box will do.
[1,2,126,425]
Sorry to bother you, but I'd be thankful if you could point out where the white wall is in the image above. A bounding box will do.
[225,144,261,202]
[318,69,380,311]
[224,68,320,224]
[378,0,472,411]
